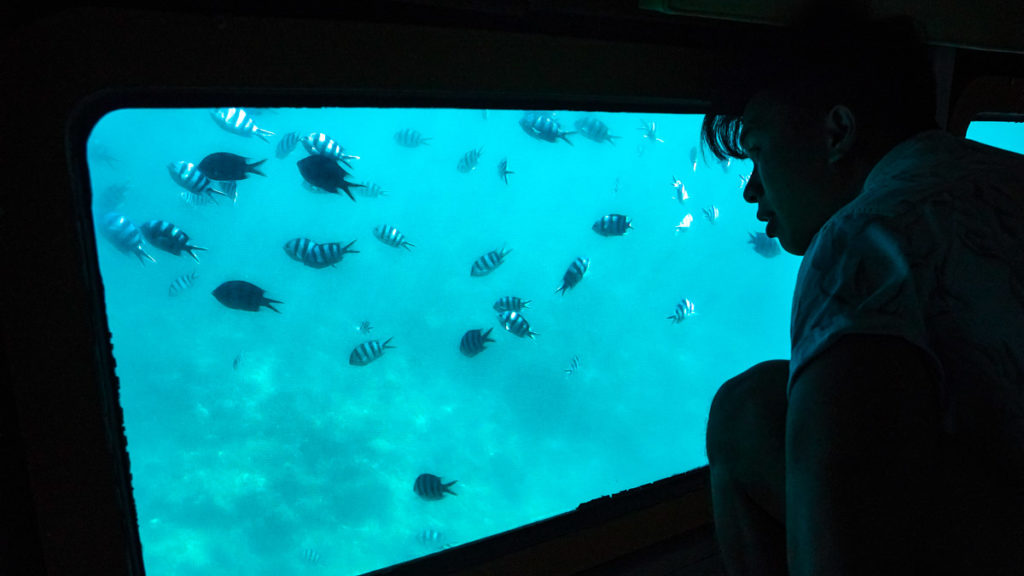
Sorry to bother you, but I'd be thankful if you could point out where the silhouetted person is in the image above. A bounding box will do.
[701,6,1024,575]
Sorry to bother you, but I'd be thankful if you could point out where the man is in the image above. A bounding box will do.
[702,9,1024,575]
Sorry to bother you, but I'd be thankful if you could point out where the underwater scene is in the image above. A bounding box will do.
[87,106,801,575]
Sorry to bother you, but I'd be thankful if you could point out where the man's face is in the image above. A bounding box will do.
[739,92,838,256]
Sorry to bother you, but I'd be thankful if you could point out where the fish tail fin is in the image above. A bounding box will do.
[403,243,415,251]
[444,481,458,495]
[264,299,283,313]
[343,239,359,254]
[256,128,275,142]
[249,159,267,176]
[561,132,576,146]
[137,249,157,264]
[383,337,396,349]
[187,246,206,263]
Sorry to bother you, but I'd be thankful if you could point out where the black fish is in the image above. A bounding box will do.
[197,152,266,181]
[492,296,530,313]
[519,111,574,145]
[100,212,156,264]
[497,157,513,184]
[373,224,414,250]
[394,128,431,148]
[276,132,302,158]
[349,338,394,366]
[499,310,536,339]
[297,155,363,201]
[457,147,483,173]
[459,328,495,357]
[556,257,589,295]
[168,269,198,296]
[413,473,457,501]
[574,116,619,144]
[139,220,206,262]
[470,246,511,277]
[748,232,782,258]
[212,280,282,312]
[592,214,631,237]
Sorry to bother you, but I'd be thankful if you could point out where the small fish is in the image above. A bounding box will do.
[459,328,495,357]
[197,152,266,181]
[305,240,358,269]
[168,269,198,297]
[233,353,242,370]
[167,161,230,200]
[638,120,664,143]
[703,205,720,224]
[592,214,631,237]
[301,548,321,566]
[413,473,457,501]
[283,237,317,264]
[674,214,694,234]
[492,296,530,313]
[100,212,156,264]
[689,146,698,172]
[470,246,511,277]
[749,232,782,258]
[302,132,360,167]
[497,157,513,184]
[667,298,696,323]
[373,224,414,250]
[349,337,394,366]
[297,155,363,201]
[555,257,589,295]
[416,528,450,550]
[212,280,282,313]
[355,182,388,198]
[499,310,536,339]
[357,321,373,334]
[672,177,688,204]
[139,220,206,262]
[564,354,581,377]
[178,189,219,207]
[456,147,483,173]
[276,131,303,158]
[574,116,619,144]
[211,108,274,142]
[394,128,431,148]
[519,111,574,145]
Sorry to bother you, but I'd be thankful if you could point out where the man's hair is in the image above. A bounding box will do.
[701,6,938,161]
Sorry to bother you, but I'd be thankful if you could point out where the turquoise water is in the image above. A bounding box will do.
[87,107,800,575]
[966,120,1024,154]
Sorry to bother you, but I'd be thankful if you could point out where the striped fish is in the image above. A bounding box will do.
[373,224,414,250]
[564,354,581,377]
[574,116,619,144]
[167,161,229,200]
[301,548,321,566]
[394,128,431,148]
[703,205,720,224]
[413,473,457,500]
[139,220,206,262]
[276,131,303,158]
[459,328,495,357]
[667,298,696,323]
[349,338,394,366]
[499,310,536,339]
[519,111,574,145]
[416,528,449,550]
[355,182,387,198]
[100,212,156,264]
[168,270,198,297]
[492,296,530,313]
[674,213,694,234]
[689,146,698,172]
[555,257,589,295]
[179,189,219,207]
[672,177,689,204]
[456,147,483,173]
[470,246,511,277]
[592,214,631,237]
[210,108,274,141]
[306,240,358,269]
[497,157,513,184]
[638,120,664,143]
[302,132,359,167]
[283,237,317,263]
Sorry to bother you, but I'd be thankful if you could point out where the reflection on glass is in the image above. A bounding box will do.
[87,107,801,575]
[966,120,1024,154]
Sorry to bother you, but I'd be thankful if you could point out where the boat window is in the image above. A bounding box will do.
[966,120,1024,154]
[86,106,800,574]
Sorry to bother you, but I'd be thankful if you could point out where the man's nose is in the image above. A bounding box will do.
[742,169,762,203]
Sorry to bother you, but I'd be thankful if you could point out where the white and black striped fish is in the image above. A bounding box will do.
[301,548,322,566]
[139,220,206,262]
[355,181,387,198]
[519,111,574,145]
[283,238,358,269]
[499,310,536,339]
[302,132,359,167]
[497,157,513,184]
[672,176,688,204]
[167,161,229,200]
[456,147,483,173]
[592,214,632,237]
[492,296,530,313]
[168,269,198,297]
[394,128,431,148]
[211,108,274,142]
[373,224,414,250]
[574,116,619,144]
[459,328,495,357]
[703,205,720,224]
[179,189,219,207]
[470,246,511,277]
[283,237,316,263]
[564,354,581,377]
[349,337,394,366]
[667,298,696,323]
[555,257,589,295]
[276,131,303,158]
[100,212,156,264]
[413,473,457,500]
[416,528,449,550]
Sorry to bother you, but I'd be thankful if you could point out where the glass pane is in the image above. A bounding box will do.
[86,107,800,575]
[966,120,1024,154]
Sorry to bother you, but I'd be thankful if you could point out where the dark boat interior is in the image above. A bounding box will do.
[4,2,1023,574]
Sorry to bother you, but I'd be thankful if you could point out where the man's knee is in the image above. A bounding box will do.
[706,360,789,466]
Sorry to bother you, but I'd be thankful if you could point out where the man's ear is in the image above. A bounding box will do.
[825,105,856,163]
